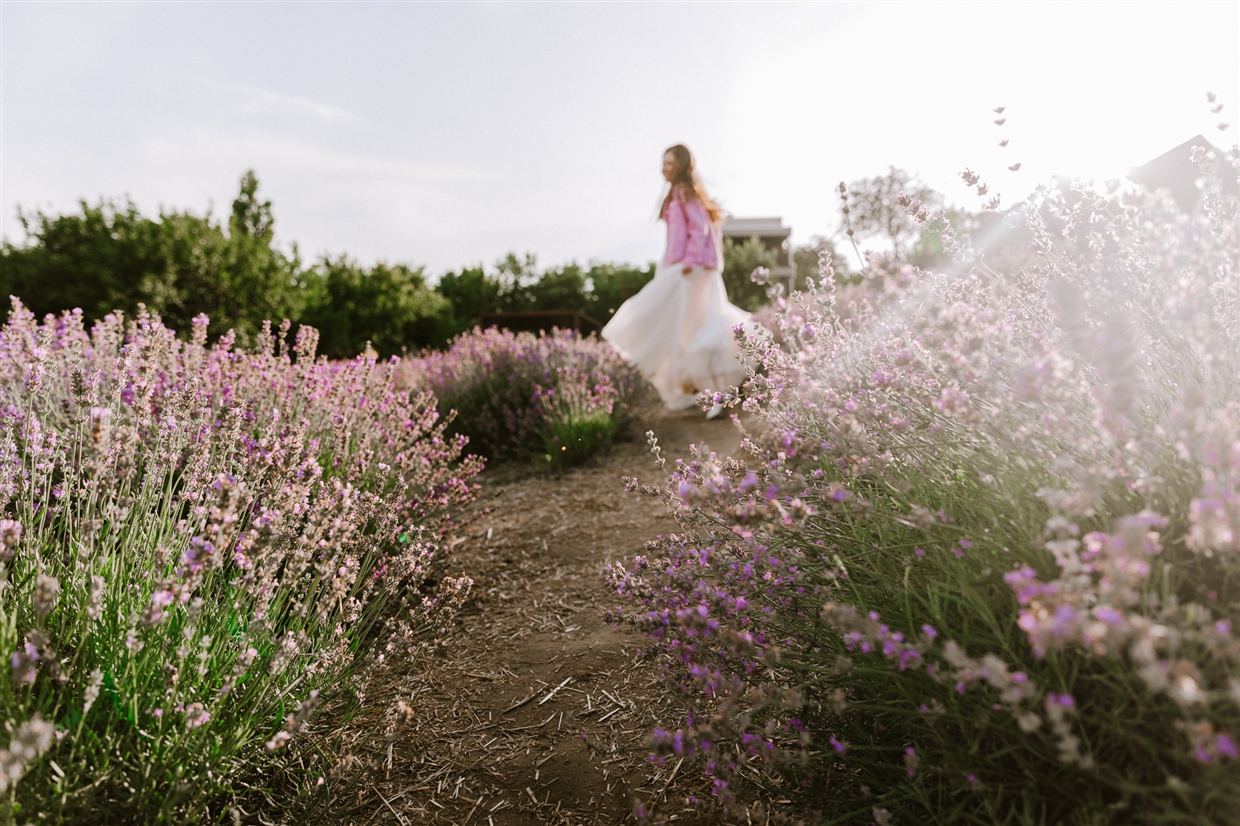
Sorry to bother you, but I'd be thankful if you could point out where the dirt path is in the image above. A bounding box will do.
[321,409,747,825]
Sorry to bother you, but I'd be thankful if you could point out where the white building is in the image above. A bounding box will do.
[720,216,793,288]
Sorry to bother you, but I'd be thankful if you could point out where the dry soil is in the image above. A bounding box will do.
[316,408,747,826]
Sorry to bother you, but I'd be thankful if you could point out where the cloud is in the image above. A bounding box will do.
[201,78,361,124]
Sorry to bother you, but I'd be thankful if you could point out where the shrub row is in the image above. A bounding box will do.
[0,175,660,357]
[403,325,655,468]
[0,304,480,824]
[2,171,870,358]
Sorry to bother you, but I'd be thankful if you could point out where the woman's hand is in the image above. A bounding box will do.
[681,263,693,275]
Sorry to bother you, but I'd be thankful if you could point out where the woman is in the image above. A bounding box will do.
[601,144,750,418]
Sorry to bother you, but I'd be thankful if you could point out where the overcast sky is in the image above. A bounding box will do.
[2,1,1237,276]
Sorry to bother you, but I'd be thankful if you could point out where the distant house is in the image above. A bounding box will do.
[721,216,793,286]
[1128,135,1238,212]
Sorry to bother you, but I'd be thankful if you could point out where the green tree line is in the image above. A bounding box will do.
[1,171,873,358]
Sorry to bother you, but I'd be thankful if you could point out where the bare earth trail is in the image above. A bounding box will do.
[325,409,748,826]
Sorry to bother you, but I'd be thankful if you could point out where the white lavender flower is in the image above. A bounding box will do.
[0,519,21,564]
[33,574,59,621]
[86,576,105,623]
[0,714,55,792]
[83,669,103,715]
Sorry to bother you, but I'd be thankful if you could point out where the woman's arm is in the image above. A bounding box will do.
[680,200,718,271]
[664,194,689,271]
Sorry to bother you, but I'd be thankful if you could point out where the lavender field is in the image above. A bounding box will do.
[608,148,1240,823]
[4,145,1240,825]
[0,309,484,821]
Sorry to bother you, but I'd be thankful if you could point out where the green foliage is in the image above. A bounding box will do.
[583,262,657,320]
[1,199,169,329]
[0,172,303,340]
[0,171,700,351]
[407,327,652,465]
[909,208,983,271]
[783,456,1202,824]
[298,257,452,358]
[793,235,853,287]
[230,170,275,242]
[722,236,856,317]
[203,170,302,338]
[434,255,656,338]
[525,264,590,314]
[529,363,625,471]
[722,236,778,312]
[433,265,502,339]
[536,409,618,470]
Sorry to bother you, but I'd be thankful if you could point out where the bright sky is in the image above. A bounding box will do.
[2,1,1237,276]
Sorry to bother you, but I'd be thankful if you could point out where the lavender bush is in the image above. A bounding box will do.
[610,147,1240,824]
[0,306,480,823]
[405,326,653,466]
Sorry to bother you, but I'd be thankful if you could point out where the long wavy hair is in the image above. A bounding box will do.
[661,144,723,225]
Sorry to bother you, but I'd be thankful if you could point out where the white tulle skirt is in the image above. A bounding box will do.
[601,263,751,410]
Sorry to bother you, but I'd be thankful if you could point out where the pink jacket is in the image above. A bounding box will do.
[663,193,722,270]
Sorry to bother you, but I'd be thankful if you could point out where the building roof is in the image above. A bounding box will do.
[1128,135,1238,211]
[721,216,790,238]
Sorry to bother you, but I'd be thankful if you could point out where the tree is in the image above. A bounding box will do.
[525,263,589,315]
[230,170,274,241]
[0,199,167,324]
[839,166,943,262]
[581,262,655,320]
[490,252,541,313]
[793,235,852,288]
[207,170,302,338]
[906,207,989,271]
[299,257,452,358]
[721,236,778,312]
[435,265,502,338]
[0,171,302,339]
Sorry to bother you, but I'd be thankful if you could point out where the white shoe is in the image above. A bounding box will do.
[706,403,724,420]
